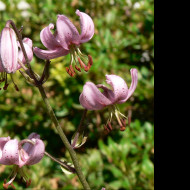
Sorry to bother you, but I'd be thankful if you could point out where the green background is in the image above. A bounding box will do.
[0,0,154,189]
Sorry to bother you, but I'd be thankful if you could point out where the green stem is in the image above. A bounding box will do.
[38,85,90,190]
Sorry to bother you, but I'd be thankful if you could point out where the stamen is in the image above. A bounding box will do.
[75,65,81,72]
[3,73,9,90]
[19,167,32,188]
[66,67,75,77]
[26,179,32,187]
[3,166,18,190]
[10,74,19,91]
[68,46,93,74]
[69,65,76,75]
[87,55,93,68]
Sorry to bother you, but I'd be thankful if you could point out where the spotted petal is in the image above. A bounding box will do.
[79,82,112,110]
[76,10,94,43]
[118,68,138,103]
[24,138,45,165]
[105,74,128,104]
[40,23,62,50]
[0,137,10,159]
[33,47,69,60]
[0,139,20,165]
[56,14,80,50]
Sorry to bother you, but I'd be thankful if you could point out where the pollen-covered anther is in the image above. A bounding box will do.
[66,67,75,77]
[88,55,93,67]
[77,57,88,72]
[3,179,16,190]
[104,122,113,133]
[119,119,126,131]
[26,179,32,188]
[75,65,81,72]
[69,65,76,75]
[3,83,9,90]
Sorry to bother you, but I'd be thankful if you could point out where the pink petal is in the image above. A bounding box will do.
[0,27,18,73]
[56,15,80,50]
[22,37,33,49]
[33,47,69,60]
[118,68,138,103]
[105,75,128,104]
[40,23,62,50]
[17,38,33,68]
[79,82,112,110]
[0,139,20,165]
[22,133,40,152]
[0,137,10,159]
[96,84,115,103]
[76,10,95,43]
[24,138,45,165]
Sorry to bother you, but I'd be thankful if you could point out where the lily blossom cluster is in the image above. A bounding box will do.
[0,133,45,189]
[79,68,138,131]
[0,22,33,91]
[34,9,94,77]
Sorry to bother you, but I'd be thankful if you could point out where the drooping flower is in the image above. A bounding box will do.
[79,68,138,131]
[33,9,94,77]
[0,133,45,189]
[0,22,33,91]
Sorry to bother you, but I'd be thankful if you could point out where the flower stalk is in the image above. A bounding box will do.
[38,85,90,190]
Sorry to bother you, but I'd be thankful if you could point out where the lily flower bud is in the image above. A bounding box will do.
[0,27,18,73]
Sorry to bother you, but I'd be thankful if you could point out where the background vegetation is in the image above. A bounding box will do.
[0,0,154,189]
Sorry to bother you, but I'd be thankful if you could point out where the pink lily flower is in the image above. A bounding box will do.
[0,23,33,91]
[33,9,94,77]
[79,68,138,131]
[0,133,45,189]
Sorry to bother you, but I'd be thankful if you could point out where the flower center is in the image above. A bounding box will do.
[66,45,93,77]
[104,105,128,133]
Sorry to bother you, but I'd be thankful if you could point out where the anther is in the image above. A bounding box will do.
[75,65,81,72]
[66,67,75,77]
[120,119,126,131]
[78,57,88,71]
[3,83,9,90]
[107,122,113,131]
[69,65,76,75]
[26,179,32,188]
[88,55,93,67]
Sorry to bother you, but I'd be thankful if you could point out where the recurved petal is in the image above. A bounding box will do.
[79,82,112,110]
[56,15,80,50]
[96,84,115,103]
[33,47,69,60]
[22,37,33,49]
[40,23,62,49]
[22,133,40,153]
[105,75,128,104]
[24,138,45,165]
[76,10,94,43]
[18,38,33,68]
[0,27,18,73]
[118,68,138,103]
[0,139,20,165]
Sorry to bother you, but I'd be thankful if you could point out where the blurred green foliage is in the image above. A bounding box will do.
[0,0,154,189]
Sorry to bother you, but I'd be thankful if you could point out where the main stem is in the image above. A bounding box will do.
[38,85,90,190]
[8,19,90,189]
